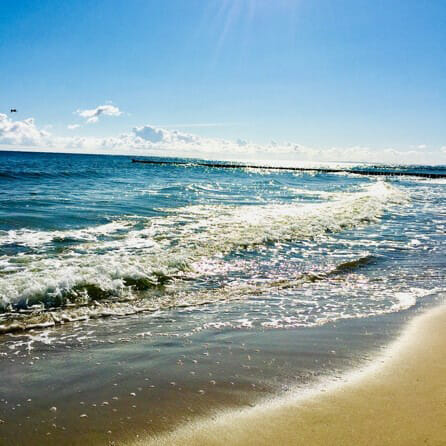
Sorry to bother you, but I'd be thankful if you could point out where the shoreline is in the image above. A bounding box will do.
[0,300,426,446]
[132,302,446,446]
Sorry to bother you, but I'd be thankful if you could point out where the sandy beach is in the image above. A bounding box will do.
[133,303,446,446]
[2,2,446,445]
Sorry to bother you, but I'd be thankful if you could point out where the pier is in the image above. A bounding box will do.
[131,159,446,179]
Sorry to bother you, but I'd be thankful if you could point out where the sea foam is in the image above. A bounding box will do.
[0,182,408,332]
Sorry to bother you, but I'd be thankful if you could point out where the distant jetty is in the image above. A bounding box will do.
[131,159,446,179]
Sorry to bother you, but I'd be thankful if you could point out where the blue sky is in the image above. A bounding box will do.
[0,0,445,162]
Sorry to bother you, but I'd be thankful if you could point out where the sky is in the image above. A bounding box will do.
[1,0,445,163]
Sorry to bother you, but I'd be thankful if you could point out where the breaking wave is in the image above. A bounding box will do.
[0,181,408,332]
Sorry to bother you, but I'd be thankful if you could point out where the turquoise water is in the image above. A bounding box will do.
[0,150,445,336]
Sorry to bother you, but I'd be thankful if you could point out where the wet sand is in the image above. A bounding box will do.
[133,303,446,446]
[0,303,422,445]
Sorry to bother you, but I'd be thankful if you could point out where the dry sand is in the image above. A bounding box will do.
[131,304,446,446]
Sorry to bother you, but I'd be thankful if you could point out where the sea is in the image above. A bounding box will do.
[0,150,444,444]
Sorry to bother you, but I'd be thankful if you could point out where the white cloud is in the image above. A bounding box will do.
[67,124,80,130]
[76,104,122,124]
[1,115,445,165]
[0,113,51,146]
[132,125,167,143]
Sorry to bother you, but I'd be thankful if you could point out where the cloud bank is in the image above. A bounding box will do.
[0,113,51,146]
[76,104,122,124]
[0,113,445,165]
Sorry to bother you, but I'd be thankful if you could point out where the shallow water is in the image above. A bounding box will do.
[0,151,445,444]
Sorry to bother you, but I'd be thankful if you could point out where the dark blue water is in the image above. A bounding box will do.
[0,150,445,337]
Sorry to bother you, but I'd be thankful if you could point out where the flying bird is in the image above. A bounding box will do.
[10,109,17,113]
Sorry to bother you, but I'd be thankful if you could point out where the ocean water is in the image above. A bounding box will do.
[0,151,445,444]
[0,151,445,335]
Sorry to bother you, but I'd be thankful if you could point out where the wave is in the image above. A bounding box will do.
[399,177,446,185]
[0,182,407,325]
[0,255,414,333]
[0,221,132,248]
[330,255,377,274]
[0,258,432,335]
[0,167,113,181]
